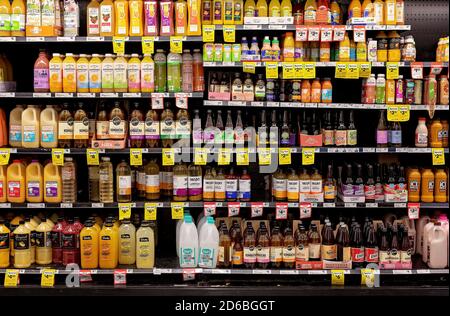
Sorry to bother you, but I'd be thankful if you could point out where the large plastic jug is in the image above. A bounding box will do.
[7,160,26,203]
[21,105,41,148]
[26,160,44,203]
[198,216,219,268]
[40,105,58,148]
[422,220,436,263]
[176,211,190,257]
[9,105,24,147]
[178,215,199,267]
[416,215,430,255]
[428,223,448,268]
[0,166,6,203]
[43,162,62,203]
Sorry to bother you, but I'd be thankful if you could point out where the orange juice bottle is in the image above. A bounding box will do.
[339,34,351,61]
[63,53,77,93]
[0,218,10,268]
[43,162,62,203]
[76,54,90,93]
[89,54,102,93]
[25,160,43,203]
[430,119,443,148]
[304,0,317,25]
[384,0,396,25]
[87,0,101,36]
[175,0,187,35]
[348,0,361,20]
[420,168,434,203]
[282,32,295,62]
[301,80,311,103]
[99,219,118,269]
[385,79,395,104]
[0,166,6,203]
[321,78,332,103]
[7,160,25,203]
[311,78,321,103]
[129,0,143,36]
[80,220,99,269]
[407,167,421,202]
[188,0,202,34]
[434,169,448,203]
[11,0,26,37]
[0,0,11,36]
[114,0,129,36]
[49,53,63,93]
[128,53,141,93]
[361,0,374,17]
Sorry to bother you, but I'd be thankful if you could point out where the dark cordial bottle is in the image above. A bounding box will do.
[321,222,337,261]
[335,110,347,146]
[243,222,257,269]
[336,223,351,261]
[354,164,364,197]
[323,111,334,146]
[254,74,266,101]
[342,164,354,196]
[324,164,336,202]
[389,121,402,147]
[270,224,283,269]
[269,110,279,146]
[347,110,357,146]
[389,226,401,263]
[364,164,376,202]
[365,223,379,264]
[400,226,412,264]
[350,223,365,268]
[376,110,388,147]
[280,110,291,147]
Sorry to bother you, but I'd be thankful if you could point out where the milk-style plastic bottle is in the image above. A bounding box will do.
[416,215,430,255]
[40,105,58,148]
[26,160,43,203]
[43,162,62,203]
[422,220,436,263]
[9,105,24,147]
[176,211,190,256]
[21,105,41,148]
[7,160,26,203]
[198,216,219,268]
[178,215,199,267]
[427,222,448,268]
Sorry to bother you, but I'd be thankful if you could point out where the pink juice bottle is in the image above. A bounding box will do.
[51,216,66,264]
[182,49,193,93]
[34,50,50,93]
[159,0,174,36]
[62,218,80,266]
[193,49,204,92]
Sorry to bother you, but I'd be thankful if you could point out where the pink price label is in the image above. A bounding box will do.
[300,203,312,219]
[251,202,264,218]
[308,27,321,41]
[353,26,366,43]
[408,203,420,219]
[228,202,241,217]
[113,270,127,285]
[151,96,164,109]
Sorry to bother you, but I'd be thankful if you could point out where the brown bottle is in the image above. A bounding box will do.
[58,103,74,148]
[389,226,401,263]
[379,227,389,263]
[321,222,337,261]
[96,102,109,140]
[282,225,295,269]
[400,226,412,264]
[160,102,174,148]
[350,223,364,268]
[232,232,244,268]
[365,223,379,264]
[256,222,270,269]
[160,166,173,197]
[270,223,283,269]
[336,224,351,261]
[145,108,160,148]
[129,102,145,148]
[136,161,147,199]
[175,109,191,147]
[109,102,127,140]
[295,224,309,262]
[229,220,241,244]
[243,222,257,269]
[145,159,160,200]
[218,223,232,268]
[73,102,89,148]
[308,224,321,261]
[188,164,203,201]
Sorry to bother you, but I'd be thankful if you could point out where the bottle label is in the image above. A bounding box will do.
[347,130,357,146]
[74,119,89,140]
[41,125,56,143]
[225,179,238,199]
[51,231,62,248]
[427,180,434,192]
[144,118,160,140]
[113,62,128,89]
[383,183,396,195]
[351,247,365,262]
[203,179,215,194]
[365,247,379,263]
[323,130,335,146]
[0,233,10,249]
[0,182,3,198]
[129,119,145,140]
[299,180,311,193]
[89,63,101,89]
[144,173,159,194]
[96,121,109,139]
[214,179,226,195]
[8,181,21,198]
[376,130,388,144]
[14,234,30,250]
[254,85,266,98]
[309,243,321,260]
[62,233,76,249]
[409,180,419,192]
[389,248,400,262]
[173,175,188,197]
[87,7,100,35]
[295,244,309,261]
[11,13,25,32]
[274,178,287,199]
[100,5,113,33]
[335,130,347,146]
[379,250,389,262]
[439,180,447,193]
[321,244,337,260]
[76,63,89,90]
[400,249,412,263]
[58,120,74,140]
[282,246,296,263]
[310,180,323,193]
[161,118,176,139]
[364,184,376,200]
[389,130,402,145]
[27,181,41,197]
[354,184,364,196]
[118,176,132,195]
[109,118,126,138]
[256,246,270,263]
[324,185,336,200]
[45,181,58,198]
[199,248,215,268]
[141,62,155,91]
[270,246,283,263]
[342,183,354,196]
[342,246,351,262]
[35,231,51,248]
[415,131,428,145]
[243,246,256,263]
[287,180,299,200]
[128,64,141,89]
[232,250,243,265]
[176,118,192,139]
[236,179,250,200]
[9,124,22,143]
[101,63,114,89]
[160,171,173,192]
[304,9,317,24]
[34,69,50,89]
[188,176,202,196]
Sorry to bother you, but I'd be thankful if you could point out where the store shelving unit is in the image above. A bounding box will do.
[203,61,449,67]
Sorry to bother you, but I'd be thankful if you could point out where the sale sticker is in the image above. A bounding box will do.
[218,148,231,165]
[432,148,445,165]
[130,148,143,166]
[411,62,424,79]
[162,148,175,166]
[266,62,279,79]
[118,203,132,220]
[228,202,240,217]
[194,147,208,165]
[275,203,288,220]
[353,25,366,42]
[258,148,272,165]
[202,25,215,42]
[331,270,345,286]
[171,202,184,220]
[278,148,291,165]
[223,25,236,43]
[86,148,99,165]
[407,203,420,220]
[4,269,19,287]
[144,203,158,221]
[41,269,56,287]
[170,36,183,53]
[204,202,217,216]
[51,149,64,166]
[0,149,10,165]
[142,37,155,54]
[113,37,126,54]
[386,62,400,79]
[296,26,308,41]
[302,148,315,165]
[236,148,249,165]
[251,202,264,218]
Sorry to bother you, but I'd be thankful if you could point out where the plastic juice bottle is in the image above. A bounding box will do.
[21,105,40,148]
[35,217,52,265]
[100,0,115,36]
[23,218,35,264]
[10,0,26,37]
[430,119,443,147]
[80,221,99,268]
[89,54,102,93]
[213,0,223,24]
[287,169,299,202]
[339,34,350,61]
[167,52,182,92]
[420,168,434,203]
[244,0,256,17]
[329,0,340,24]
[233,0,244,24]
[0,166,6,203]
[118,219,136,265]
[356,41,367,61]
[321,78,332,103]
[25,160,43,203]
[280,0,292,16]
[49,53,63,93]
[114,0,129,36]
[256,0,268,16]
[136,220,155,268]
[174,0,187,34]
[114,54,128,92]
[361,0,373,17]
[129,0,143,36]
[223,0,234,24]
[99,220,118,269]
[62,53,77,93]
[385,78,395,104]
[128,53,141,93]
[0,219,10,268]
[0,0,11,36]
[34,50,50,93]
[9,104,23,147]
[7,160,25,203]
[160,0,174,35]
[154,49,167,92]
[304,0,317,25]
[384,0,396,25]
[76,54,89,93]
[13,221,31,268]
[348,0,361,20]
[87,0,101,36]
[311,78,321,102]
[434,169,448,203]
[283,32,295,62]
[373,0,384,24]
[301,79,311,103]
[407,167,421,202]
[202,0,213,24]
[141,54,155,92]
[101,53,114,92]
[43,162,61,203]
[269,0,281,17]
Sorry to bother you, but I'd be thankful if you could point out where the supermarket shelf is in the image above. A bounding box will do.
[0,201,447,209]
[204,100,450,110]
[213,24,412,31]
[0,92,203,99]
[203,61,449,67]
[5,147,449,154]
[0,36,203,43]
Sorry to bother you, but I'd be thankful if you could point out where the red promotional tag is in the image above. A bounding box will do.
[300,203,312,219]
[353,25,366,43]
[408,203,420,220]
[411,62,424,79]
[333,25,346,41]
[308,26,321,41]
[275,203,288,220]
[228,202,241,217]
[204,202,217,216]
[251,202,264,218]
[114,269,127,285]
[320,26,333,42]
[182,269,196,281]
[296,26,308,41]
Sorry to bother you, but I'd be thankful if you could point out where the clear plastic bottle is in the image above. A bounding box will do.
[88,166,100,202]
[116,160,132,202]
[99,157,114,203]
[182,49,193,92]
[167,52,182,92]
[193,49,204,92]
[154,49,167,92]
[62,157,77,203]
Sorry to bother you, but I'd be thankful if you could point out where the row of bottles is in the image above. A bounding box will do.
[407,168,448,203]
[34,49,204,93]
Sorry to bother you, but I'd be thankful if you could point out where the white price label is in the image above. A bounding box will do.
[151,96,164,109]
[114,270,127,285]
[300,203,312,219]
[333,26,346,41]
[320,27,333,42]
[411,62,424,79]
[296,26,308,41]
[353,26,366,42]
[408,203,420,219]
[203,202,216,216]
[175,93,188,109]
[275,203,288,220]
[308,26,320,41]
[251,203,264,218]
[228,203,240,217]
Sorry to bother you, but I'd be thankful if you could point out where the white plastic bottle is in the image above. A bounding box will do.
[40,105,58,148]
[422,220,436,263]
[198,217,219,269]
[416,215,430,255]
[178,215,199,268]
[428,222,448,269]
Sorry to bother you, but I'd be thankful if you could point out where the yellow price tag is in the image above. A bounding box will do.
[302,148,315,165]
[278,148,291,165]
[358,62,371,78]
[331,270,345,286]
[396,105,410,122]
[432,148,445,165]
[258,148,272,165]
[4,269,19,287]
[113,36,126,54]
[162,148,175,166]
[346,63,359,79]
[0,148,10,165]
[243,62,256,74]
[294,63,304,79]
[144,203,158,221]
[171,202,184,220]
[223,25,236,43]
[387,105,398,121]
[170,36,183,53]
[386,62,400,79]
[265,62,279,79]
[202,25,215,42]
[142,36,155,54]
[41,269,56,287]
[86,148,99,166]
[361,269,375,287]
[335,62,348,79]
[194,148,208,165]
[119,203,132,220]
[51,149,64,166]
[218,148,231,165]
[282,62,295,79]
[236,148,249,165]
[130,148,143,166]
[303,63,316,79]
